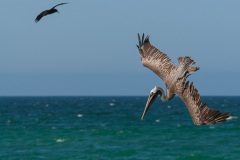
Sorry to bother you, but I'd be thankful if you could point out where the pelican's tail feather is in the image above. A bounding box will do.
[177,56,199,78]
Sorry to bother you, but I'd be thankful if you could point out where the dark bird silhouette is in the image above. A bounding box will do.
[35,3,68,23]
[137,33,230,125]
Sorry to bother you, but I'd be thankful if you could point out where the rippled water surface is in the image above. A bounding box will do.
[0,96,239,159]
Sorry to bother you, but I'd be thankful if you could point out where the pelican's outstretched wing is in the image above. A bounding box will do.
[51,3,68,9]
[137,33,177,83]
[35,10,48,22]
[177,79,230,125]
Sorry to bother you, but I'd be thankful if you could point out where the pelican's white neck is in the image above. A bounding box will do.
[150,86,158,94]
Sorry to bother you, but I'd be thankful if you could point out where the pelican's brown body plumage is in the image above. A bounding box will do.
[137,33,229,125]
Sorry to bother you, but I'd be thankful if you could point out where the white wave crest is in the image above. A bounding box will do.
[227,116,238,120]
[109,103,115,106]
[77,114,83,118]
[55,139,66,143]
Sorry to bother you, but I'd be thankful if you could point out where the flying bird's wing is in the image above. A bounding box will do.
[137,33,177,84]
[51,3,68,9]
[35,10,48,23]
[176,78,230,125]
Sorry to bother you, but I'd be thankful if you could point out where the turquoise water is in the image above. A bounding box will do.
[0,96,239,160]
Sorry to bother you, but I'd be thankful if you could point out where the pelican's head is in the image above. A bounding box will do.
[141,86,159,120]
[53,9,59,13]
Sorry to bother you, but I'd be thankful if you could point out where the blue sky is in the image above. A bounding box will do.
[1,1,240,96]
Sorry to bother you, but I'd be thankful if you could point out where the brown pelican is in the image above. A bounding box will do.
[137,33,230,125]
[35,3,68,23]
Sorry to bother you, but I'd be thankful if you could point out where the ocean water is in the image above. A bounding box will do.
[0,96,239,160]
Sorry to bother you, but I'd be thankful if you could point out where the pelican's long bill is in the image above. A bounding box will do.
[141,91,158,120]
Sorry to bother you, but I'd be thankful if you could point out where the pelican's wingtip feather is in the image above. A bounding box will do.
[137,33,150,49]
